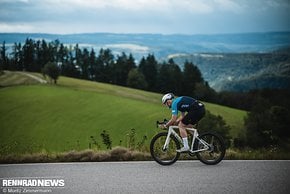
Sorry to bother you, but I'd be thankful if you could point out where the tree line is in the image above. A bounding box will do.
[0,38,213,98]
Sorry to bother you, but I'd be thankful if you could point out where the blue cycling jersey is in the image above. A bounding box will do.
[171,96,201,115]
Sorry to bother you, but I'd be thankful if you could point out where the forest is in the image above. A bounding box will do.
[0,38,213,99]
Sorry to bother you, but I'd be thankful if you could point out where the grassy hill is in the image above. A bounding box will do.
[0,72,246,154]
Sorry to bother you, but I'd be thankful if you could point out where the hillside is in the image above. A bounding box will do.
[170,49,290,92]
[0,72,246,154]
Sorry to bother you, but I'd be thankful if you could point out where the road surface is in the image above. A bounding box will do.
[0,160,289,194]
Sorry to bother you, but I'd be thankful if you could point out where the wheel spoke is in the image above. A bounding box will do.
[196,133,226,165]
[150,132,180,165]
[211,136,214,145]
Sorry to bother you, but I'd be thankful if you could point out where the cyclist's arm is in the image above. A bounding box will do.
[176,112,185,124]
[164,99,178,128]
[165,114,178,128]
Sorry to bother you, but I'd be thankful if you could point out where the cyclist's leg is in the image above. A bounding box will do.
[184,107,205,126]
[177,116,191,152]
[178,122,188,138]
[179,108,205,152]
[177,108,205,152]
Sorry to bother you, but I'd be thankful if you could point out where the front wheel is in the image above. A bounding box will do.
[150,132,180,165]
[196,132,226,165]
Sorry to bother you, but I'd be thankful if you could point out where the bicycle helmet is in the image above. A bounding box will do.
[162,93,174,104]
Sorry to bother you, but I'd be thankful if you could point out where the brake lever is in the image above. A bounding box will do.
[156,121,160,128]
[156,119,168,128]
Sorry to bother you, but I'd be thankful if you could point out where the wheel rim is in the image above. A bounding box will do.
[197,134,225,163]
[151,134,179,164]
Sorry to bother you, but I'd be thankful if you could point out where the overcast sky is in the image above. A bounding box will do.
[0,0,289,34]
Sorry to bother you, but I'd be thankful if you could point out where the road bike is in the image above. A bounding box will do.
[150,119,226,165]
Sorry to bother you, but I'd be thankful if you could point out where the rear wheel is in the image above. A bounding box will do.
[196,132,226,165]
[150,132,180,165]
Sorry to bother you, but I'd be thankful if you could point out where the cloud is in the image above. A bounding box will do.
[58,0,211,13]
[104,43,149,52]
[0,22,35,32]
[214,0,244,13]
[0,0,289,34]
[2,0,215,14]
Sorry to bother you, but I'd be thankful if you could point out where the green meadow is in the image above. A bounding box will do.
[0,72,246,154]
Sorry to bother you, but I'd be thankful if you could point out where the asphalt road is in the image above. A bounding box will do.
[1,160,290,194]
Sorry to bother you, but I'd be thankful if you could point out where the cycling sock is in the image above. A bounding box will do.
[182,137,189,149]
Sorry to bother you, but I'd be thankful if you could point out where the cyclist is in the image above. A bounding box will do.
[161,93,205,152]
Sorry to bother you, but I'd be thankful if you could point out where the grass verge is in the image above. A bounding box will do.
[1,147,289,164]
[0,147,151,164]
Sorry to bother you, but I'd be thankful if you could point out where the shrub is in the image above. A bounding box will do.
[245,105,290,148]
[42,62,60,84]
[100,130,112,149]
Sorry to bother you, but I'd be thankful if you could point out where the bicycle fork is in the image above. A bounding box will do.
[163,126,182,151]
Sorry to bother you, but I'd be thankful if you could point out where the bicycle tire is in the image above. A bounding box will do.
[196,132,226,165]
[150,132,181,165]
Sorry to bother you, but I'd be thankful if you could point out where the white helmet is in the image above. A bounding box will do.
[162,93,174,104]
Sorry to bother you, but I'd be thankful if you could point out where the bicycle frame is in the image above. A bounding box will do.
[163,126,210,153]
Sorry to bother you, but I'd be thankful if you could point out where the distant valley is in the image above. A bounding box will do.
[170,49,290,91]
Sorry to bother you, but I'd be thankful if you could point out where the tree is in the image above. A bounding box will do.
[138,54,158,91]
[157,59,182,95]
[244,96,275,148]
[80,48,90,79]
[60,45,80,78]
[97,48,114,83]
[23,38,35,71]
[182,61,203,96]
[245,102,290,148]
[12,43,23,71]
[156,62,170,93]
[113,52,136,86]
[0,41,8,70]
[57,43,69,74]
[43,62,60,84]
[50,39,60,62]
[39,40,50,70]
[269,106,290,140]
[194,82,217,102]
[88,49,96,80]
[0,42,5,71]
[127,68,148,89]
